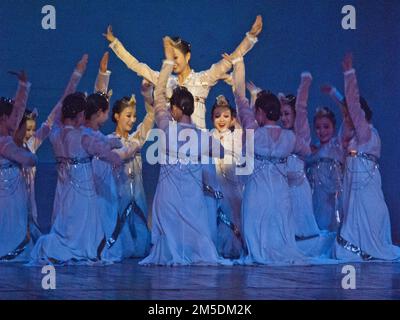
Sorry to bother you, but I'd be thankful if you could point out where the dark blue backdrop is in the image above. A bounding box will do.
[1,0,399,239]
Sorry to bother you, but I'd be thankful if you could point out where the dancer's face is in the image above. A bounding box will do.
[315,117,335,144]
[280,104,295,129]
[172,48,190,74]
[24,119,36,142]
[213,106,234,132]
[115,106,136,133]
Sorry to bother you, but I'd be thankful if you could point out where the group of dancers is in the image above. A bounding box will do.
[1,15,399,266]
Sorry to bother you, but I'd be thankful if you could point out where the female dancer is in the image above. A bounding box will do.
[96,50,154,257]
[278,78,322,240]
[30,89,125,265]
[103,16,262,129]
[14,60,88,236]
[334,53,400,261]
[230,54,307,265]
[48,55,88,224]
[0,72,36,262]
[139,37,227,266]
[307,106,345,233]
[210,95,245,258]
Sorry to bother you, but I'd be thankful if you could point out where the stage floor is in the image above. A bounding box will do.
[1,259,400,300]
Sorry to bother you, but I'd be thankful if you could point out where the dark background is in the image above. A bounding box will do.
[1,0,399,240]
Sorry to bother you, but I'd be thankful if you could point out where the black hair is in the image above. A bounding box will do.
[112,97,136,123]
[0,97,14,117]
[18,109,37,129]
[170,86,194,116]
[171,37,191,55]
[255,90,281,121]
[62,92,87,120]
[284,94,296,114]
[343,96,373,123]
[313,107,337,128]
[85,92,109,120]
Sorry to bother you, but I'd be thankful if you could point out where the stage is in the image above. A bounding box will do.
[1,260,400,300]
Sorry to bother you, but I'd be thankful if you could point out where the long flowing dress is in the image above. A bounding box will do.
[48,69,83,225]
[107,80,154,258]
[212,127,245,258]
[307,136,345,232]
[0,136,37,262]
[232,58,308,265]
[29,126,119,265]
[139,60,226,266]
[334,68,400,261]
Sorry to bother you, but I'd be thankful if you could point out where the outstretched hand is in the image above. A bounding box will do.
[99,52,109,73]
[103,25,116,43]
[342,52,353,72]
[8,70,28,83]
[249,15,263,38]
[76,54,89,74]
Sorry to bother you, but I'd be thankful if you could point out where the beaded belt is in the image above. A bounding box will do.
[56,156,93,165]
[254,154,287,164]
[348,151,378,164]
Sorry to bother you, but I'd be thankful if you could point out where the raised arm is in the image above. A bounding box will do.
[154,37,175,132]
[203,15,262,87]
[131,80,155,147]
[10,71,30,134]
[342,53,371,145]
[0,138,37,167]
[247,80,262,110]
[94,52,111,94]
[104,25,159,85]
[228,55,258,130]
[293,72,312,156]
[50,54,87,128]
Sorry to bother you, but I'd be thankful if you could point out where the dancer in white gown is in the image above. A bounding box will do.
[97,52,154,258]
[30,85,124,265]
[0,72,37,262]
[210,95,245,258]
[334,53,400,261]
[139,37,228,266]
[229,54,308,265]
[307,107,345,233]
[48,55,88,225]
